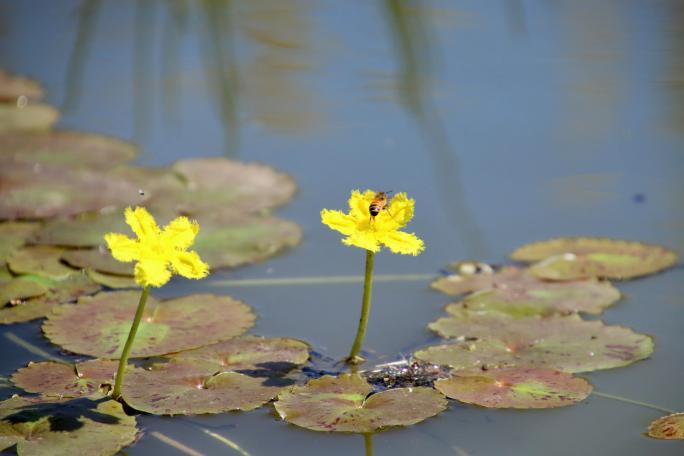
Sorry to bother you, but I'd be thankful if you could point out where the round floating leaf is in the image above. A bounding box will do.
[447,276,620,316]
[11,360,118,398]
[62,248,132,276]
[434,368,592,409]
[511,238,677,280]
[171,336,310,370]
[0,222,40,264]
[0,131,137,170]
[86,270,138,289]
[0,396,137,455]
[147,158,296,215]
[0,278,48,305]
[647,413,684,440]
[274,374,447,433]
[44,291,256,358]
[0,273,101,324]
[432,266,520,296]
[0,165,144,220]
[0,103,58,132]
[0,70,44,102]
[8,246,75,280]
[420,314,653,373]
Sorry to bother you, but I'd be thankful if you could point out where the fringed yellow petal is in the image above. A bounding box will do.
[104,233,140,262]
[161,216,199,250]
[170,251,210,279]
[348,189,375,220]
[124,207,160,241]
[342,232,381,252]
[134,259,172,287]
[377,230,425,255]
[321,209,357,236]
[387,192,414,227]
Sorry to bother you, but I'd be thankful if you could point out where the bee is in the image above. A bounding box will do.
[369,191,392,222]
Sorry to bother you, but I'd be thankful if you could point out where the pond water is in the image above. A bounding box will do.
[2,0,684,454]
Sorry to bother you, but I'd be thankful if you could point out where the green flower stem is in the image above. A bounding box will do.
[348,250,375,364]
[364,433,374,456]
[112,285,150,400]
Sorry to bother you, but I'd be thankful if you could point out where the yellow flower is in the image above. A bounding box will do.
[104,207,209,287]
[321,190,425,255]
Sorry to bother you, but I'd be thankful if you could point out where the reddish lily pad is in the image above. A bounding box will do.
[511,238,677,280]
[434,368,592,409]
[0,70,44,102]
[0,103,58,132]
[420,314,653,373]
[146,158,297,215]
[0,165,144,220]
[446,276,620,316]
[11,360,118,398]
[647,413,684,439]
[432,266,520,296]
[121,359,289,415]
[8,246,75,280]
[0,273,101,324]
[86,270,138,289]
[43,291,256,358]
[0,395,137,455]
[274,374,447,432]
[0,131,137,170]
[62,248,133,276]
[0,222,40,264]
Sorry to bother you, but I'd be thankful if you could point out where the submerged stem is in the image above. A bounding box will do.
[111,285,150,400]
[348,250,375,364]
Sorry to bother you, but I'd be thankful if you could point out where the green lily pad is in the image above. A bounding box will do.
[432,266,520,296]
[86,270,139,289]
[145,158,297,215]
[0,396,137,455]
[121,359,290,415]
[511,238,678,280]
[647,413,684,440]
[447,276,620,316]
[0,222,40,264]
[419,314,653,373]
[0,273,101,324]
[11,360,118,398]
[0,278,48,305]
[43,291,256,358]
[0,103,58,132]
[8,246,75,280]
[170,335,310,369]
[0,70,44,102]
[274,374,447,433]
[61,249,132,276]
[0,165,144,220]
[434,368,592,409]
[0,131,137,170]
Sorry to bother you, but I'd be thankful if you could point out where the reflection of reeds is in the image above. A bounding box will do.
[161,0,189,124]
[134,0,157,143]
[383,0,488,258]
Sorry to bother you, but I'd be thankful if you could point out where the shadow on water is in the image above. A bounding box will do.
[233,361,298,387]
[4,397,120,432]
[382,0,488,258]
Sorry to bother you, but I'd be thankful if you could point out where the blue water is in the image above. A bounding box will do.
[2,0,684,454]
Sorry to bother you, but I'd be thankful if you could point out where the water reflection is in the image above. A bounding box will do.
[382,0,488,258]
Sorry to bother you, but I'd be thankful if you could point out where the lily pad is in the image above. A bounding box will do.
[511,238,677,280]
[146,158,297,215]
[647,413,684,440]
[43,291,256,358]
[0,395,137,455]
[446,276,620,316]
[0,103,58,132]
[419,314,653,373]
[0,165,144,220]
[11,360,118,398]
[274,374,447,432]
[0,273,101,324]
[0,70,44,102]
[86,270,138,289]
[62,248,132,276]
[0,131,137,170]
[0,278,48,305]
[0,222,40,264]
[434,368,592,409]
[8,246,75,280]
[432,266,520,296]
